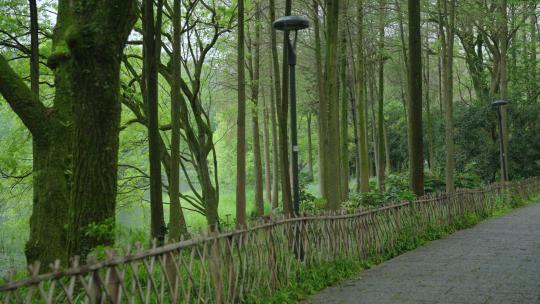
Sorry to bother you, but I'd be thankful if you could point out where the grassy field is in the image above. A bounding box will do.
[116,188,276,244]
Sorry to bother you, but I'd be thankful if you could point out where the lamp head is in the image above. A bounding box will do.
[273,15,310,31]
[492,100,508,107]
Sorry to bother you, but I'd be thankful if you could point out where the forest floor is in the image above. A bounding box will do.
[307,203,540,304]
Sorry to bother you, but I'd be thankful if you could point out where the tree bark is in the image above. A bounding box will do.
[269,72,280,210]
[376,0,386,192]
[169,0,187,240]
[278,0,294,215]
[440,0,456,192]
[307,114,315,181]
[499,0,510,181]
[339,17,349,200]
[528,11,537,103]
[355,0,370,193]
[407,0,425,196]
[248,3,264,216]
[323,0,342,209]
[262,94,272,205]
[143,0,166,243]
[312,0,327,198]
[236,0,247,227]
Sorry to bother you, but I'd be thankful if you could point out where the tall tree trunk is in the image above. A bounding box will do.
[269,0,291,213]
[339,21,349,200]
[424,23,435,171]
[269,73,280,209]
[2,1,137,265]
[262,93,273,205]
[169,0,187,240]
[355,0,370,193]
[407,0,424,196]
[499,0,510,181]
[278,0,294,215]
[249,4,264,216]
[376,0,386,191]
[143,0,166,243]
[351,92,361,193]
[312,0,327,197]
[383,122,390,173]
[439,0,456,192]
[307,114,315,181]
[369,64,380,180]
[236,0,247,227]
[29,0,39,98]
[323,0,342,209]
[529,11,538,103]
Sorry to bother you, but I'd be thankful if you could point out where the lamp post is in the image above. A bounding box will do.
[492,100,508,182]
[273,16,310,216]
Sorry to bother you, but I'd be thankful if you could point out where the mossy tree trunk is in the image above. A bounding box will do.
[0,0,137,266]
[408,0,425,196]
[323,0,342,209]
[339,8,349,200]
[355,0,370,193]
[169,0,188,241]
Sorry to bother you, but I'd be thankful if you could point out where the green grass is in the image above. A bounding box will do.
[116,188,275,244]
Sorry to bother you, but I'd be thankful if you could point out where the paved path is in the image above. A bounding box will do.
[308,203,540,304]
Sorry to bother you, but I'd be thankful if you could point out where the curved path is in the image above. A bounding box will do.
[308,203,540,304]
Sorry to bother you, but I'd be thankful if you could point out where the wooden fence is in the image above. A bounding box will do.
[1,178,539,303]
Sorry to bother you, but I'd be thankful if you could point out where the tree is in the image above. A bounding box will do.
[339,3,349,200]
[376,0,387,191]
[498,0,510,181]
[408,0,424,196]
[29,0,38,98]
[0,0,137,266]
[312,0,327,197]
[247,2,264,216]
[144,0,166,243]
[355,0,370,193]
[438,0,456,192]
[278,0,294,215]
[267,1,281,211]
[236,0,247,227]
[168,0,187,240]
[323,0,342,209]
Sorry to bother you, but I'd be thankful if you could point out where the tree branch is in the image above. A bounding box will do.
[0,55,50,140]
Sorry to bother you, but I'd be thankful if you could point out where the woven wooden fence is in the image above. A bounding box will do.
[1,178,539,303]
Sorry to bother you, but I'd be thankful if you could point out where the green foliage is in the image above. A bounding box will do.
[83,218,115,242]
[250,259,365,303]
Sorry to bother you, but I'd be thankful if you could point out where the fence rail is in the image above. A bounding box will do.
[1,178,540,303]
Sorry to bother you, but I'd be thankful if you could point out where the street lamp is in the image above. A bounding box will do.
[492,100,508,182]
[273,15,309,217]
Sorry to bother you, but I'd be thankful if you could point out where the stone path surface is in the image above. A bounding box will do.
[308,203,540,304]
